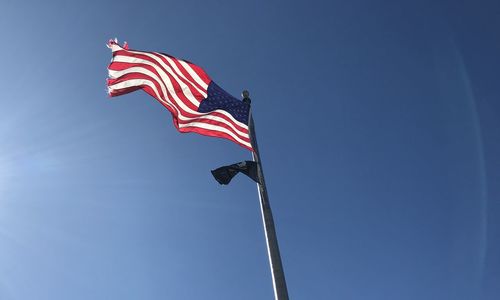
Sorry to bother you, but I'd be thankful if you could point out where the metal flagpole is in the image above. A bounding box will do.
[242,90,289,300]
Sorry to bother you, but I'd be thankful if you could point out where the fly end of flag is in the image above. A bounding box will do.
[107,38,128,51]
[105,80,112,97]
[107,38,116,48]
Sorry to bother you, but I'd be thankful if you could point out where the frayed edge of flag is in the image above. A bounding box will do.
[105,79,113,97]
[106,38,128,98]
[107,38,128,50]
[106,38,117,49]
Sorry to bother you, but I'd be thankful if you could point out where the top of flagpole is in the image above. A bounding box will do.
[242,90,251,105]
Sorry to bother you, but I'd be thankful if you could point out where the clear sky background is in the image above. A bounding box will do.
[0,0,499,299]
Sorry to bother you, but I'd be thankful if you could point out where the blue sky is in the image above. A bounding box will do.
[0,0,499,299]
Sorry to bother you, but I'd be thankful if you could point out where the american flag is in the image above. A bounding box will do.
[106,39,252,151]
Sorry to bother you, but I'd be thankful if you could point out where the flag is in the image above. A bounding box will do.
[211,161,260,185]
[106,39,252,151]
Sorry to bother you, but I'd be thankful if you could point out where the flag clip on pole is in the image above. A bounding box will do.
[243,90,290,300]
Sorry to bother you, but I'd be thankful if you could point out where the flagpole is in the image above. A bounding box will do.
[243,90,289,300]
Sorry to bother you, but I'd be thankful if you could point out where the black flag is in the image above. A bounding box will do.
[211,161,260,185]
